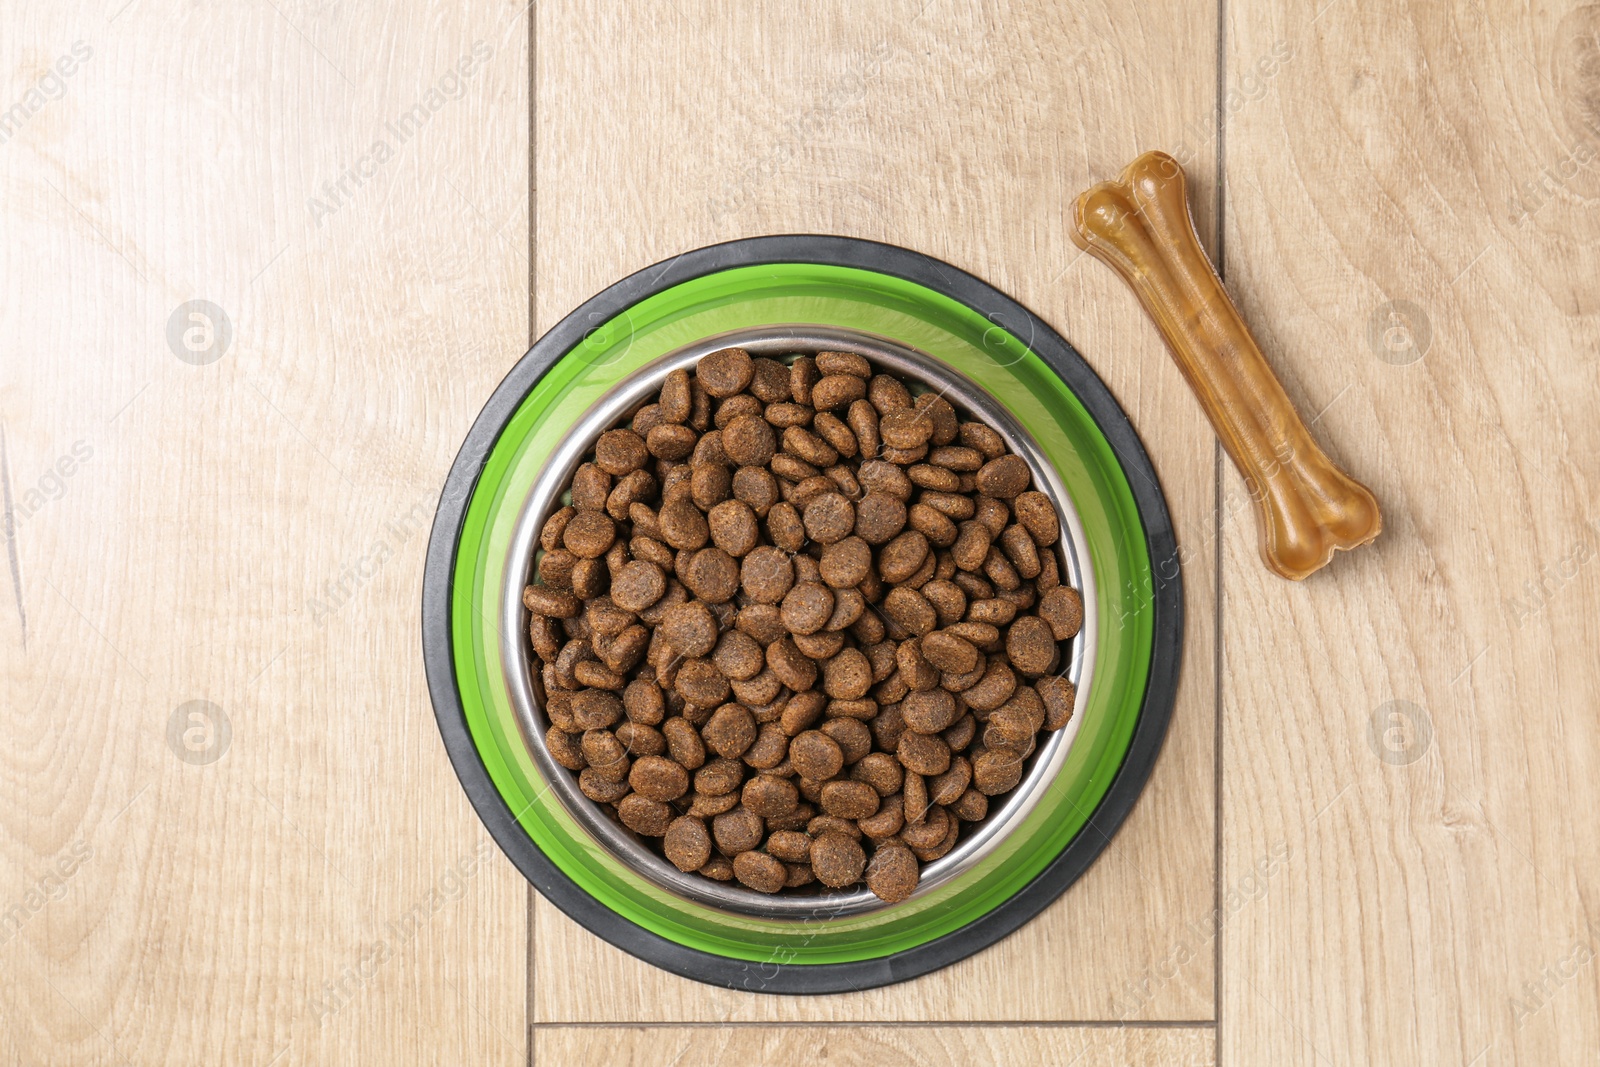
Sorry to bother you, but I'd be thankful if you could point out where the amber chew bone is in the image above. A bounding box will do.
[1070,151,1382,580]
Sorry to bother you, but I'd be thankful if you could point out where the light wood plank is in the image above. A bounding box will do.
[1221,1,1600,1064]
[535,1024,1216,1067]
[0,2,530,1063]
[532,0,1220,1022]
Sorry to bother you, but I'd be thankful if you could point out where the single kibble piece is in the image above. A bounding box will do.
[663,816,713,871]
[697,347,755,397]
[865,842,919,902]
[1038,585,1084,640]
[810,831,867,888]
[732,850,787,893]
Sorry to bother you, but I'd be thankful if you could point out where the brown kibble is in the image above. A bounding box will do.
[975,454,1031,498]
[623,679,666,725]
[743,721,790,768]
[859,459,913,499]
[766,500,806,551]
[766,829,812,863]
[1038,586,1083,640]
[1012,491,1060,546]
[712,629,765,682]
[928,445,982,471]
[661,601,718,658]
[699,855,734,881]
[781,690,827,736]
[1037,675,1077,730]
[789,356,818,405]
[883,586,937,638]
[658,368,692,422]
[950,787,988,821]
[618,794,675,836]
[998,524,1041,579]
[663,817,712,871]
[741,774,800,818]
[609,561,666,614]
[815,351,871,378]
[802,492,855,544]
[563,510,617,559]
[851,751,905,796]
[767,636,819,691]
[868,373,912,413]
[658,498,709,551]
[897,730,951,776]
[818,536,872,588]
[570,689,623,730]
[732,850,787,893]
[572,463,612,511]
[581,730,629,781]
[820,779,881,820]
[721,413,777,467]
[901,688,959,734]
[811,373,867,410]
[973,749,1024,795]
[690,462,731,510]
[929,756,972,806]
[695,756,744,796]
[739,545,795,605]
[958,422,1006,458]
[686,790,739,818]
[1006,615,1057,675]
[701,702,757,758]
[879,408,934,450]
[676,659,731,708]
[749,358,791,402]
[913,394,959,445]
[713,808,765,855]
[921,630,980,674]
[865,842,919,902]
[781,582,835,636]
[706,499,759,557]
[822,647,873,700]
[962,658,1017,712]
[789,729,844,780]
[537,347,1088,897]
[697,347,754,397]
[547,727,585,770]
[878,530,930,583]
[523,585,580,619]
[579,767,631,802]
[854,491,907,544]
[541,506,576,552]
[683,547,740,604]
[819,717,872,763]
[809,830,867,888]
[595,428,649,476]
[859,793,905,839]
[647,423,699,461]
[731,466,780,517]
[629,755,689,801]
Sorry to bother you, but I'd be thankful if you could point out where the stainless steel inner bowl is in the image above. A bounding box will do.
[499,325,1098,919]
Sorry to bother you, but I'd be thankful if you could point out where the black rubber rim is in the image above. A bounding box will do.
[421,235,1184,995]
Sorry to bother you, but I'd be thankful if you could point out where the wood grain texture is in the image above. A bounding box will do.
[534,1025,1216,1066]
[0,2,529,1064]
[530,0,1220,1023]
[1220,1,1600,1064]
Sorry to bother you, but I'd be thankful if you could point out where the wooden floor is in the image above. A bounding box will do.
[1,1,1595,1063]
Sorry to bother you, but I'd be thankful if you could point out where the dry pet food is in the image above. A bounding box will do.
[525,347,1083,902]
